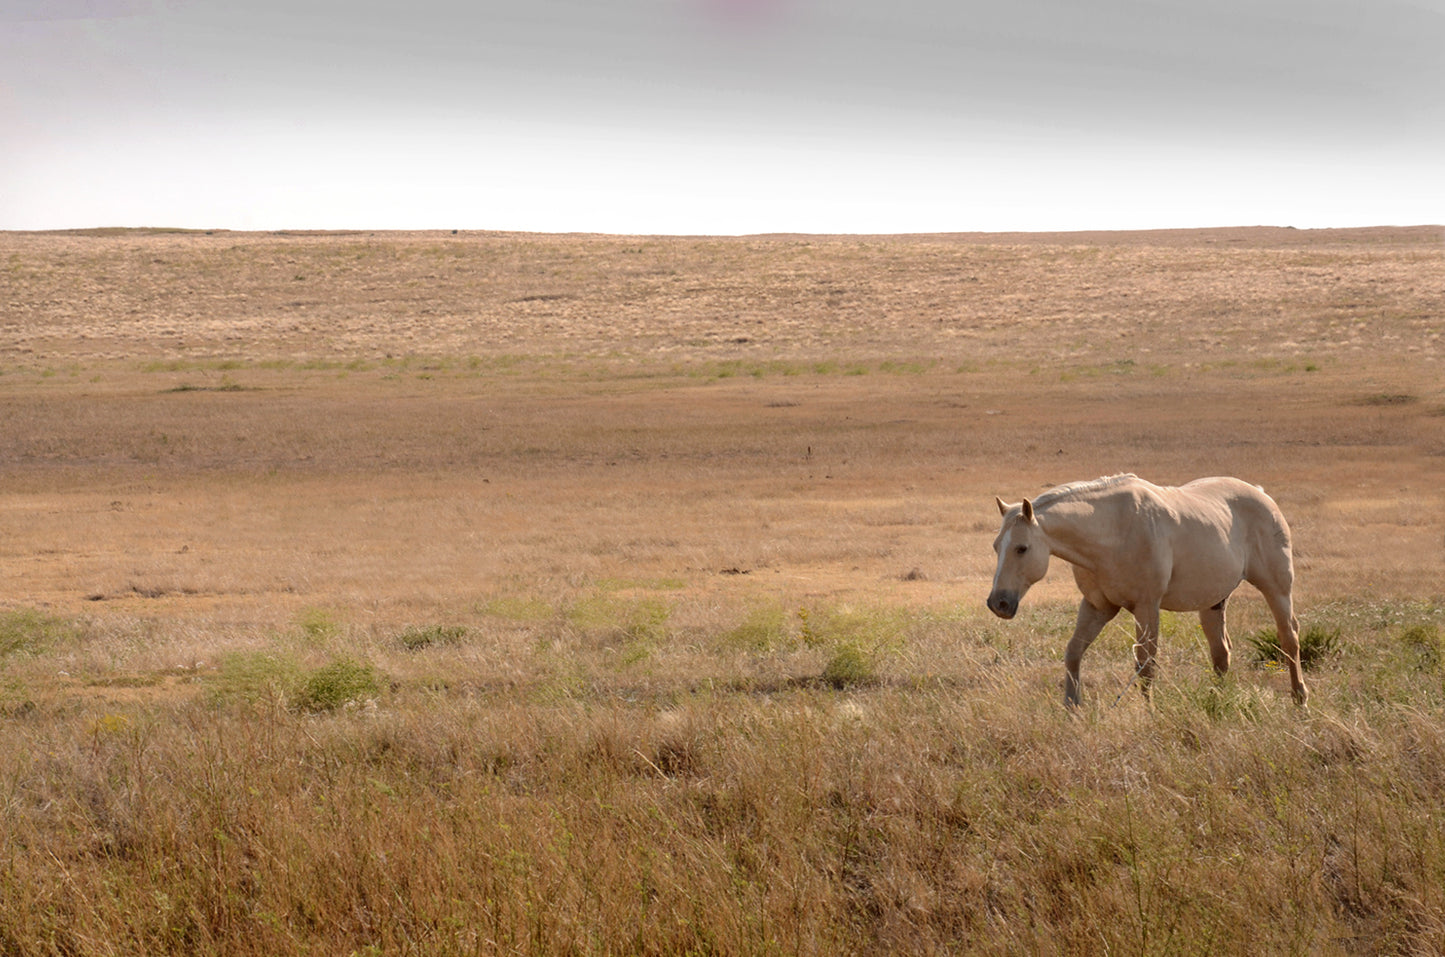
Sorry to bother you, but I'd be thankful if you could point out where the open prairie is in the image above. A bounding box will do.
[1,226,1443,954]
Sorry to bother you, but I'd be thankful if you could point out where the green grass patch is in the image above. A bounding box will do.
[207,651,302,707]
[478,595,555,622]
[798,605,910,687]
[295,607,343,645]
[568,595,671,645]
[209,652,383,712]
[717,603,791,653]
[1165,676,1268,723]
[1399,623,1441,672]
[594,576,687,592]
[798,605,910,651]
[0,609,83,658]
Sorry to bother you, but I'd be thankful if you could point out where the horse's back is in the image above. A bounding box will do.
[1175,476,1294,587]
[1177,477,1291,541]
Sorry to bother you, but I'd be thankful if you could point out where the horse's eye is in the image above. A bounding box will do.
[1015,545,1029,555]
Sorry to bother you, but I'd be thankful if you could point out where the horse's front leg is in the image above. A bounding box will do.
[1064,599,1119,708]
[1132,604,1162,700]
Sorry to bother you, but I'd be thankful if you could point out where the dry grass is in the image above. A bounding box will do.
[1,226,1444,954]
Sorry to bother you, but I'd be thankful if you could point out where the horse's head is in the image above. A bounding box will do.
[987,496,1051,619]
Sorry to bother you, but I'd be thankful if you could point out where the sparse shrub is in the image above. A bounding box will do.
[396,624,468,651]
[1247,624,1341,671]
[823,642,877,688]
[293,658,382,713]
[800,605,905,686]
[88,712,133,742]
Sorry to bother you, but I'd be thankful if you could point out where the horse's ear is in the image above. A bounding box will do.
[1021,499,1035,524]
[995,496,1009,516]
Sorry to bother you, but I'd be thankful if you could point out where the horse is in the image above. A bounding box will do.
[985,474,1307,707]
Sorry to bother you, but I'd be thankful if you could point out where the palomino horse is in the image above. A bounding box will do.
[986,474,1307,707]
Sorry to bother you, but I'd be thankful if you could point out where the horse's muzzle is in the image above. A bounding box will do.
[986,591,1018,619]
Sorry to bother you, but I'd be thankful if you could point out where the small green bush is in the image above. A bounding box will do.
[822,643,876,688]
[293,658,383,713]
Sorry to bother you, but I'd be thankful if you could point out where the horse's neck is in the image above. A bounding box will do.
[1037,499,1118,571]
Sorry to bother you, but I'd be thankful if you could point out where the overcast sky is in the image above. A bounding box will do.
[3,0,1443,233]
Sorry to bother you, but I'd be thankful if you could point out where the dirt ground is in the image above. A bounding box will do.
[2,225,1442,634]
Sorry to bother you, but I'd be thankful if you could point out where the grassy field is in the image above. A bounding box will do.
[1,226,1443,954]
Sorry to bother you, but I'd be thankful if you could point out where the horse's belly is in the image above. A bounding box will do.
[1161,563,1241,611]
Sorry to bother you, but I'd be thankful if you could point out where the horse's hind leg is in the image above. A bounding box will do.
[1263,588,1309,706]
[1200,599,1230,676]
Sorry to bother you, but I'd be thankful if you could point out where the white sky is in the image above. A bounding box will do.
[3,0,1443,233]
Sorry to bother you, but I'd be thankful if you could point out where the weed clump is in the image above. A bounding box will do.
[396,624,468,651]
[1247,624,1341,671]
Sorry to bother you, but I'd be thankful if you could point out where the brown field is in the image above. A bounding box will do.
[1,225,1443,954]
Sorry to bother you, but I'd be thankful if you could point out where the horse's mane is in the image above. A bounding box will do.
[1034,473,1139,509]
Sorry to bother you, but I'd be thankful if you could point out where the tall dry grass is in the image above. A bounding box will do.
[1,595,1443,955]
